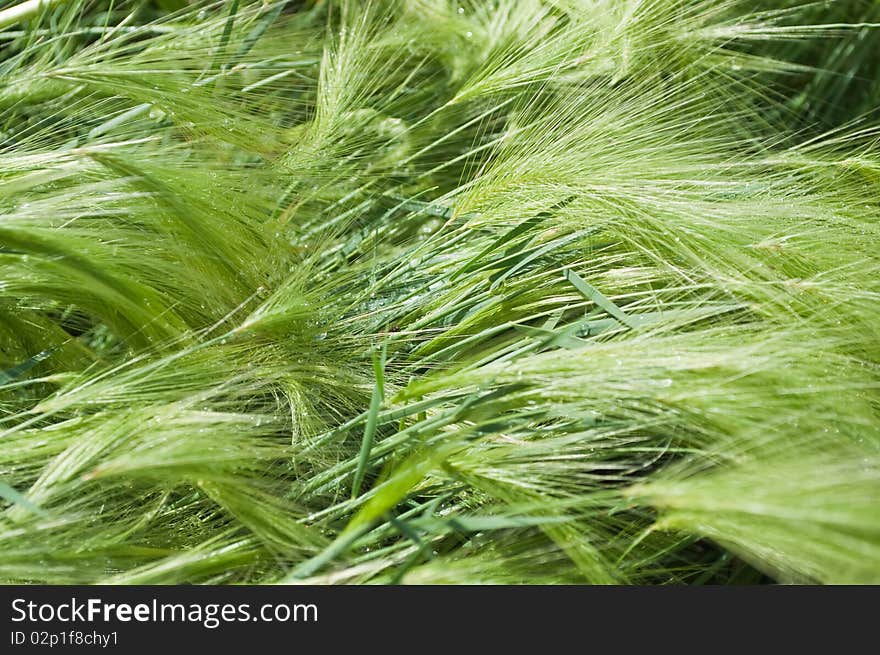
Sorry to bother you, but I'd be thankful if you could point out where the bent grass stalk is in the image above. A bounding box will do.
[0,0,68,30]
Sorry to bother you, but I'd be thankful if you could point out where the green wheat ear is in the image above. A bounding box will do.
[0,0,878,584]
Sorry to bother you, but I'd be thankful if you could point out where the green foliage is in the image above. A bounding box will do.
[0,0,878,584]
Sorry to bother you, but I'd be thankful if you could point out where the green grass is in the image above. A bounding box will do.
[0,0,878,584]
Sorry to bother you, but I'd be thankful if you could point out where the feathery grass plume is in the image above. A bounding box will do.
[0,0,878,584]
